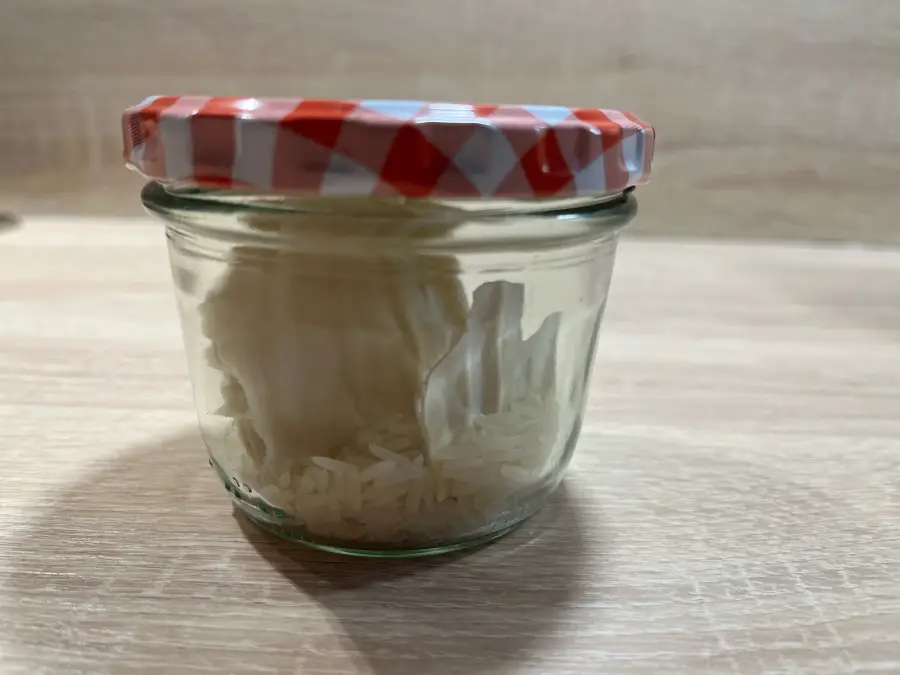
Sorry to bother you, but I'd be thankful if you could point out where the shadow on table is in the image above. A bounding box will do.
[3,429,594,674]
[0,211,21,233]
[238,480,589,675]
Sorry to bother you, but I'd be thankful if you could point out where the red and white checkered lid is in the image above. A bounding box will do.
[123,96,654,199]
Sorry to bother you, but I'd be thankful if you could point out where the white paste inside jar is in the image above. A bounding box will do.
[199,198,561,543]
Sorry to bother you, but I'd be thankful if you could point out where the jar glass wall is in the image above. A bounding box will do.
[143,181,637,556]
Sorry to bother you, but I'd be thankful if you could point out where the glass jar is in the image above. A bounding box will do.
[124,97,655,557]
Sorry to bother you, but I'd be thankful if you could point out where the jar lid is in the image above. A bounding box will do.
[123,96,654,199]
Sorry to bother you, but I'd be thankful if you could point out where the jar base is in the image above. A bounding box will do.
[236,503,527,558]
[212,456,547,557]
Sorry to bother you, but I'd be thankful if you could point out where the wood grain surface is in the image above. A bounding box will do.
[1,0,900,243]
[0,217,898,673]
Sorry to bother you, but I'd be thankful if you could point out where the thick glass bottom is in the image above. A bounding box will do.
[237,502,528,558]
[214,457,546,557]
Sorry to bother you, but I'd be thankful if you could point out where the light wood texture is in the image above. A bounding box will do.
[1,0,899,243]
[0,217,898,673]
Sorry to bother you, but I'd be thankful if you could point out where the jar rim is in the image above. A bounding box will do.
[144,180,636,220]
[142,181,637,253]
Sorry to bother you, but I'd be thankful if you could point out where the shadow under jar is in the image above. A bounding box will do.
[124,97,655,557]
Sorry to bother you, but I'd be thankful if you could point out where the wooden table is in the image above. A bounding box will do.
[1,217,898,674]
